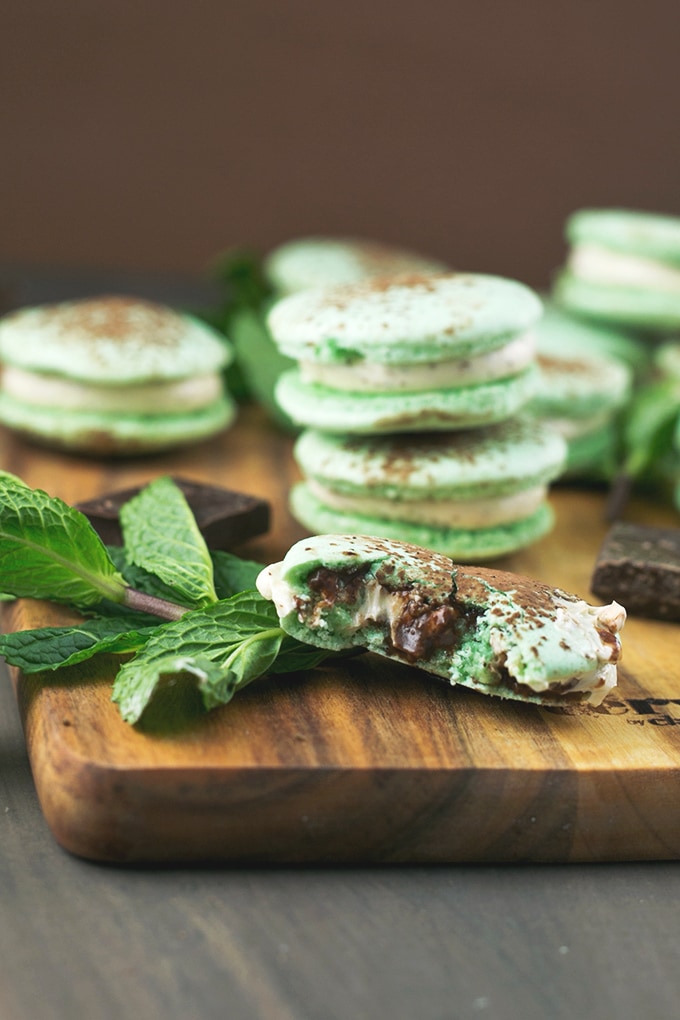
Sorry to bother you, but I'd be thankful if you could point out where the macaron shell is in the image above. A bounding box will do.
[267,273,543,364]
[275,366,538,433]
[0,298,231,383]
[0,392,236,455]
[554,271,680,330]
[566,209,680,264]
[290,482,554,561]
[264,237,449,294]
[294,420,567,500]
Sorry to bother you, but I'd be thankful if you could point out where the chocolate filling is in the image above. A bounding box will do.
[596,627,622,663]
[306,563,473,662]
[390,601,466,662]
[307,564,371,605]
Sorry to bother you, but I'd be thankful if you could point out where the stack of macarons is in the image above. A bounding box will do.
[0,295,235,455]
[553,208,680,334]
[267,271,567,560]
[551,208,680,488]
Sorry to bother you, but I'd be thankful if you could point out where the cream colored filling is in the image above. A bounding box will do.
[1,366,222,414]
[257,562,296,613]
[257,561,409,632]
[299,332,536,392]
[306,479,546,528]
[569,243,680,292]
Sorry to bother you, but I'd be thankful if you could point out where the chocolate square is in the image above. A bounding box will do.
[76,477,270,550]
[591,521,680,621]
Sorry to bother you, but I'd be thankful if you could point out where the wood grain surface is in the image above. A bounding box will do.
[3,405,680,865]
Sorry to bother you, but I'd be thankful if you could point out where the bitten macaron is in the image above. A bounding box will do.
[268,272,542,433]
[554,208,680,331]
[289,418,567,560]
[0,295,235,454]
[257,533,625,706]
[263,236,448,295]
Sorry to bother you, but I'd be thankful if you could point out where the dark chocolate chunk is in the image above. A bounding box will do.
[591,521,680,621]
[76,477,270,550]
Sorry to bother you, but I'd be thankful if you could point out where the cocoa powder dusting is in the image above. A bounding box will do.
[35,296,186,351]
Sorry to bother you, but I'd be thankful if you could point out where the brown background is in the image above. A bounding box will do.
[3,0,680,291]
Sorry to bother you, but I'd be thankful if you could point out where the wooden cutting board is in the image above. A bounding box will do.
[3,405,680,864]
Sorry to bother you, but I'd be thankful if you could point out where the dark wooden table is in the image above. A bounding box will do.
[3,666,680,1020]
[1,266,679,1020]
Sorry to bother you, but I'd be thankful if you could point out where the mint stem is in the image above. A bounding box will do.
[605,472,633,522]
[122,587,188,621]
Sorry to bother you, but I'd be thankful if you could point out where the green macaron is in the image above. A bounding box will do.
[537,302,649,375]
[268,272,542,433]
[289,418,567,560]
[554,208,680,331]
[529,342,632,479]
[0,296,235,455]
[264,236,449,295]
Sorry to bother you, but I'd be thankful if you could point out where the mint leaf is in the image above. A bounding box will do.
[193,248,275,402]
[273,635,333,675]
[211,550,264,597]
[0,476,126,607]
[107,545,198,611]
[0,616,159,673]
[201,628,284,711]
[0,469,28,487]
[229,308,297,429]
[119,476,217,607]
[607,378,680,518]
[110,590,331,724]
[207,247,274,320]
[622,378,680,478]
[111,591,280,722]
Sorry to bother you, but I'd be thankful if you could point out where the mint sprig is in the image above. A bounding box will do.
[0,475,330,727]
[112,591,330,723]
[112,592,282,722]
[195,247,297,430]
[607,378,680,519]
